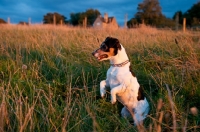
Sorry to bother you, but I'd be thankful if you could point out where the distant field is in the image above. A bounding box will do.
[0,25,199,131]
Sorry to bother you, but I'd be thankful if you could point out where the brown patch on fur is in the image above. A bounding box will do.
[137,86,145,101]
[129,65,145,101]
[108,48,115,57]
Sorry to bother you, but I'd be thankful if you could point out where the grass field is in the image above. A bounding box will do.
[0,24,200,132]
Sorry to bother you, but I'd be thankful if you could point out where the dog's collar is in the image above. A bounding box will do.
[111,60,129,67]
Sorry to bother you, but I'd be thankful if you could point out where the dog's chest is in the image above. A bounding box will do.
[107,67,130,88]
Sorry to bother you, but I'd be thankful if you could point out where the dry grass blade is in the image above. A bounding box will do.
[157,111,164,132]
[19,90,42,132]
[0,87,8,132]
[62,87,76,132]
[165,84,177,132]
[0,101,6,132]
[19,106,34,132]
[85,106,100,132]
[156,99,164,132]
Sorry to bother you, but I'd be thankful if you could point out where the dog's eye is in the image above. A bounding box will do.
[101,45,108,50]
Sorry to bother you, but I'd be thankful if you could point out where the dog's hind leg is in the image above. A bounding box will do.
[122,105,139,126]
[121,107,131,118]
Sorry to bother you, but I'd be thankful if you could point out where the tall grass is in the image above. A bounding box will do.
[0,24,199,131]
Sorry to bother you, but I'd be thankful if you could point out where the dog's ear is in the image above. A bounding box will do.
[104,37,112,42]
[104,37,121,51]
[114,38,121,51]
[116,41,121,50]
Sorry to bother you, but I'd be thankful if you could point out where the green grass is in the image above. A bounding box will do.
[0,25,200,131]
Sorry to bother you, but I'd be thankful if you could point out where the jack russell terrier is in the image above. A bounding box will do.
[92,37,149,125]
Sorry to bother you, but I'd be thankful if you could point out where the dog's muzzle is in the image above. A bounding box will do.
[92,49,108,61]
[92,49,99,58]
[92,50,97,56]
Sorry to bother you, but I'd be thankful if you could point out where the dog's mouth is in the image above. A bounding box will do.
[92,49,109,61]
[96,54,108,61]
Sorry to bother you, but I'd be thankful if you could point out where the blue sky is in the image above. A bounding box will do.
[0,0,198,26]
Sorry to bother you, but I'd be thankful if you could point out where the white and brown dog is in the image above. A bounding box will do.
[92,37,149,125]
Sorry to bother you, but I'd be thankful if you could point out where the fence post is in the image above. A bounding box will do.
[183,18,186,32]
[83,17,87,28]
[60,20,63,25]
[7,17,10,24]
[53,14,56,25]
[142,19,144,25]
[28,18,31,25]
[175,12,179,31]
[124,14,128,28]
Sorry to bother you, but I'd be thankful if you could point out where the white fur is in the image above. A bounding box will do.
[100,45,149,125]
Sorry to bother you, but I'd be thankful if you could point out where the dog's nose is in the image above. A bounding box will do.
[92,49,97,56]
[92,51,95,56]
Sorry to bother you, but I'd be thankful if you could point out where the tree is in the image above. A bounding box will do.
[173,2,200,26]
[128,0,175,28]
[43,12,67,25]
[172,11,183,24]
[135,0,164,25]
[70,12,82,26]
[0,18,6,24]
[84,9,100,26]
[127,18,138,28]
[70,9,100,26]
[183,2,200,26]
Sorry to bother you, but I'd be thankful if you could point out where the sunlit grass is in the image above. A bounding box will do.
[0,24,199,131]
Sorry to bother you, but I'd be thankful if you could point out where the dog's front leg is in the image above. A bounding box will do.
[100,80,109,98]
[110,84,125,104]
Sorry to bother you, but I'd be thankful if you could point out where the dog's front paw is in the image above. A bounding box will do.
[100,89,106,98]
[100,80,107,98]
[111,96,116,104]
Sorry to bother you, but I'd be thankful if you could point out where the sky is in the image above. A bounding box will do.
[0,0,198,26]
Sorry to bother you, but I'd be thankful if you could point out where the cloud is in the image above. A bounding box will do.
[14,3,35,15]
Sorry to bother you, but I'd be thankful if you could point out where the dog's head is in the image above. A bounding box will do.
[92,37,121,61]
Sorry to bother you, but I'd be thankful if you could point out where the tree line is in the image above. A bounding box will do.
[127,0,200,28]
[43,9,100,27]
[0,0,199,28]
[173,2,200,27]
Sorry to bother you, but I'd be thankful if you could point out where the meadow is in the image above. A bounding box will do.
[0,25,199,132]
